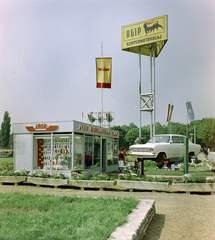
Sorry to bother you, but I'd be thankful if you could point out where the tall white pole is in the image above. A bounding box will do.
[150,46,153,139]
[153,44,156,136]
[139,47,141,139]
[101,42,103,127]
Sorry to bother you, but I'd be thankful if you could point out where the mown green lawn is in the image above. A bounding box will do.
[0,192,138,240]
[0,157,13,165]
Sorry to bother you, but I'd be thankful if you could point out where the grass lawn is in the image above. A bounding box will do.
[0,192,138,240]
[0,157,13,165]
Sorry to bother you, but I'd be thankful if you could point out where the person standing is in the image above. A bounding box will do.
[204,147,208,160]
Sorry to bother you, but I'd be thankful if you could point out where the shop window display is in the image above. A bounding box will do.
[113,139,118,165]
[85,136,93,169]
[107,138,113,166]
[74,135,84,170]
[93,137,100,168]
[35,135,72,171]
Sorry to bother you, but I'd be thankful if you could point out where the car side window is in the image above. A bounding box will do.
[172,136,180,143]
[180,137,185,143]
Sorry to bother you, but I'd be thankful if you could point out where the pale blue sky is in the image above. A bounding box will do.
[0,0,215,128]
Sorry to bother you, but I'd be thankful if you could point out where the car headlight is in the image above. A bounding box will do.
[149,148,155,154]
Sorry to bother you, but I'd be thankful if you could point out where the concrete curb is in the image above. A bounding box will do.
[107,199,155,240]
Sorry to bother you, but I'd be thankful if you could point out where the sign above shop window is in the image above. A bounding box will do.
[25,123,58,132]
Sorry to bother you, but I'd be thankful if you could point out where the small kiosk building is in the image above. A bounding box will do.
[13,120,119,176]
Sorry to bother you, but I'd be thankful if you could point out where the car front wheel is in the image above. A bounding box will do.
[156,153,166,168]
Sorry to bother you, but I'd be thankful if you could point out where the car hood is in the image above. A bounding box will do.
[130,142,167,149]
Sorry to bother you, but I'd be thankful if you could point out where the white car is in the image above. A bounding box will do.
[129,134,201,168]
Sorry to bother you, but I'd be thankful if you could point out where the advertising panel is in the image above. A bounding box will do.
[121,15,168,57]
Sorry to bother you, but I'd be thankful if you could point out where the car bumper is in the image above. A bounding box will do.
[129,152,157,159]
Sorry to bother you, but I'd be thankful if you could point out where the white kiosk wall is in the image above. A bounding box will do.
[14,134,33,171]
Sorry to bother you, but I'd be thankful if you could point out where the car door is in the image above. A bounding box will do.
[179,136,185,157]
[170,136,183,158]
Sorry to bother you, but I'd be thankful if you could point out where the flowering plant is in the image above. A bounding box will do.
[172,173,214,183]
[206,177,215,183]
[0,162,14,171]
[71,171,114,181]
[29,170,69,179]
[0,168,29,177]
[118,173,169,182]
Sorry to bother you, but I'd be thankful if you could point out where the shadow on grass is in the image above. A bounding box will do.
[143,213,166,240]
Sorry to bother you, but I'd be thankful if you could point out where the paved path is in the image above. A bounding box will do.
[0,184,215,240]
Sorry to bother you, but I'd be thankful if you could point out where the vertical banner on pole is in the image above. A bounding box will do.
[96,58,112,89]
[166,103,174,122]
[186,101,195,122]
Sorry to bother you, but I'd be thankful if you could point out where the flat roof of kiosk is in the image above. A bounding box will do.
[13,120,119,138]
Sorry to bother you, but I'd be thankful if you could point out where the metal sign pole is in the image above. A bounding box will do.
[101,42,103,127]
[139,47,141,139]
[153,44,156,136]
[150,46,153,139]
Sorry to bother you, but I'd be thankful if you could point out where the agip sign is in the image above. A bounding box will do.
[121,15,168,57]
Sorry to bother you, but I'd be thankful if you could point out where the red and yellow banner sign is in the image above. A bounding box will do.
[96,57,112,88]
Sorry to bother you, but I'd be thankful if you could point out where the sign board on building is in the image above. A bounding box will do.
[121,15,168,57]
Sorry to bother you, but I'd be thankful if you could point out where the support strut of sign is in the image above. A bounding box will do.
[121,15,168,140]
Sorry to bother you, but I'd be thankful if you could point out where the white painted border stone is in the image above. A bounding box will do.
[27,177,68,188]
[68,179,117,190]
[117,180,169,192]
[107,200,155,240]
[0,176,27,186]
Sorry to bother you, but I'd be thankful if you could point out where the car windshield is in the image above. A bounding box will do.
[147,136,170,143]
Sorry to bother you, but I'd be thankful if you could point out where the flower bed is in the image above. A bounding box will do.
[170,174,215,193]
[171,182,215,193]
[69,171,116,190]
[0,165,28,185]
[27,177,68,188]
[27,171,69,188]
[117,180,169,192]
[0,176,27,185]
[68,179,117,190]
[71,171,115,181]
[117,173,169,192]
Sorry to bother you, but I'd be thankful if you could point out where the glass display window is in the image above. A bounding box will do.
[74,134,84,170]
[107,138,113,166]
[93,136,100,168]
[113,139,119,165]
[52,135,72,171]
[85,136,93,169]
[34,134,72,171]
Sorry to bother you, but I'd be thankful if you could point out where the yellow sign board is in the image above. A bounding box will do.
[121,15,168,57]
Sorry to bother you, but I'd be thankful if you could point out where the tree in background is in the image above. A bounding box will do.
[111,122,138,150]
[1,111,11,148]
[196,118,215,147]
[125,128,139,146]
